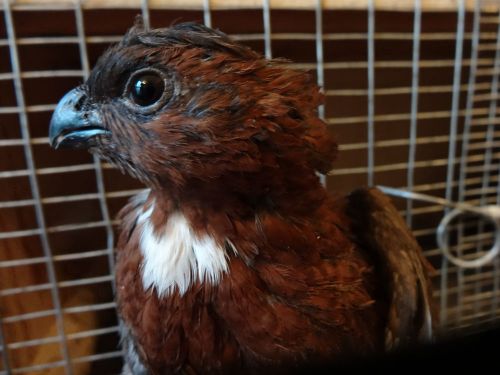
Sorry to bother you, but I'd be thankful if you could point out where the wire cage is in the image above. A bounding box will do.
[0,0,499,373]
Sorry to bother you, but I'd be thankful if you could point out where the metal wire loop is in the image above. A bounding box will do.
[378,185,500,269]
[436,206,500,269]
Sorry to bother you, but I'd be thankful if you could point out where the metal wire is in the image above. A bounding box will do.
[0,318,10,375]
[74,1,116,297]
[0,275,113,297]
[1,1,500,372]
[494,164,500,316]
[480,7,500,318]
[2,30,500,48]
[315,0,325,120]
[0,189,142,209]
[2,302,117,325]
[378,186,500,269]
[461,5,500,319]
[406,0,422,228]
[203,0,212,27]
[0,57,497,83]
[10,360,66,374]
[262,0,272,59]
[330,151,500,176]
[315,0,326,187]
[5,326,119,352]
[478,10,500,247]
[141,0,151,30]
[2,0,73,373]
[456,0,481,325]
[1,150,496,206]
[367,0,375,186]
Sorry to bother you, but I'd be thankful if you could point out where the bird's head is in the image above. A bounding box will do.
[49,19,337,200]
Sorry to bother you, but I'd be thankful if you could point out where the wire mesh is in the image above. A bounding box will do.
[0,0,499,373]
[406,0,422,228]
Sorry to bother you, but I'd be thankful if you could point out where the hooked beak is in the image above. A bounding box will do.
[49,87,109,149]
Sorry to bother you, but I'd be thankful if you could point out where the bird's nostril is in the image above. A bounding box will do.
[74,93,86,111]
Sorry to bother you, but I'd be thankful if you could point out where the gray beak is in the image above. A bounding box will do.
[49,87,109,149]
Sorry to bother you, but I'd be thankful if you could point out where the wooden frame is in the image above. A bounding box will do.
[1,0,499,12]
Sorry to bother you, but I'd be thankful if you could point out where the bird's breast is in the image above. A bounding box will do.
[132,201,233,297]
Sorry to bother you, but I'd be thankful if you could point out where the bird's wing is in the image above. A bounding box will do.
[344,187,437,350]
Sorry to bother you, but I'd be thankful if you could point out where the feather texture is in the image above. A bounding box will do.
[49,19,436,375]
[138,203,229,297]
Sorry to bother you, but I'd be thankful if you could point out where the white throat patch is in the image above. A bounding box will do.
[138,204,229,297]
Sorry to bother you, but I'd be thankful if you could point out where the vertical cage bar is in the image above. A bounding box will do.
[445,0,465,213]
[367,0,375,186]
[493,164,500,316]
[0,319,10,375]
[315,0,326,186]
[315,0,325,120]
[477,8,500,317]
[477,9,500,242]
[262,0,272,59]
[141,0,151,30]
[441,0,465,327]
[406,0,421,228]
[75,2,116,294]
[456,0,481,325]
[203,0,212,28]
[459,1,482,204]
[2,0,73,373]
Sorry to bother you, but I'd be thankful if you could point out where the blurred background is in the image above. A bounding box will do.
[1,0,499,374]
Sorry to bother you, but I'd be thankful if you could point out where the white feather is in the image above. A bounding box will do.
[137,203,229,297]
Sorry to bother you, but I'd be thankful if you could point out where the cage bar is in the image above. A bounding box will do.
[0,0,499,372]
[405,0,422,228]
[315,0,326,186]
[262,0,272,59]
[2,0,73,372]
[366,0,375,186]
[203,0,212,27]
[74,0,117,298]
[476,6,500,320]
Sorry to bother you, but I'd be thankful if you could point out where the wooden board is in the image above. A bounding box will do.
[1,0,499,12]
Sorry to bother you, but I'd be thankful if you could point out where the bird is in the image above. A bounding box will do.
[49,18,436,375]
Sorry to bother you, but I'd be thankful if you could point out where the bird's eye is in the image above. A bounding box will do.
[130,73,165,106]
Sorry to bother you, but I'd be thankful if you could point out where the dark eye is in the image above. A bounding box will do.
[130,73,165,106]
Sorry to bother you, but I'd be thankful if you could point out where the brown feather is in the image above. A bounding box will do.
[53,20,435,374]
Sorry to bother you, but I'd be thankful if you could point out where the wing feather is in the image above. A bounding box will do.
[345,187,437,349]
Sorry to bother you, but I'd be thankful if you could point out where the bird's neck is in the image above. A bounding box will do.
[134,176,328,298]
[150,168,328,220]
